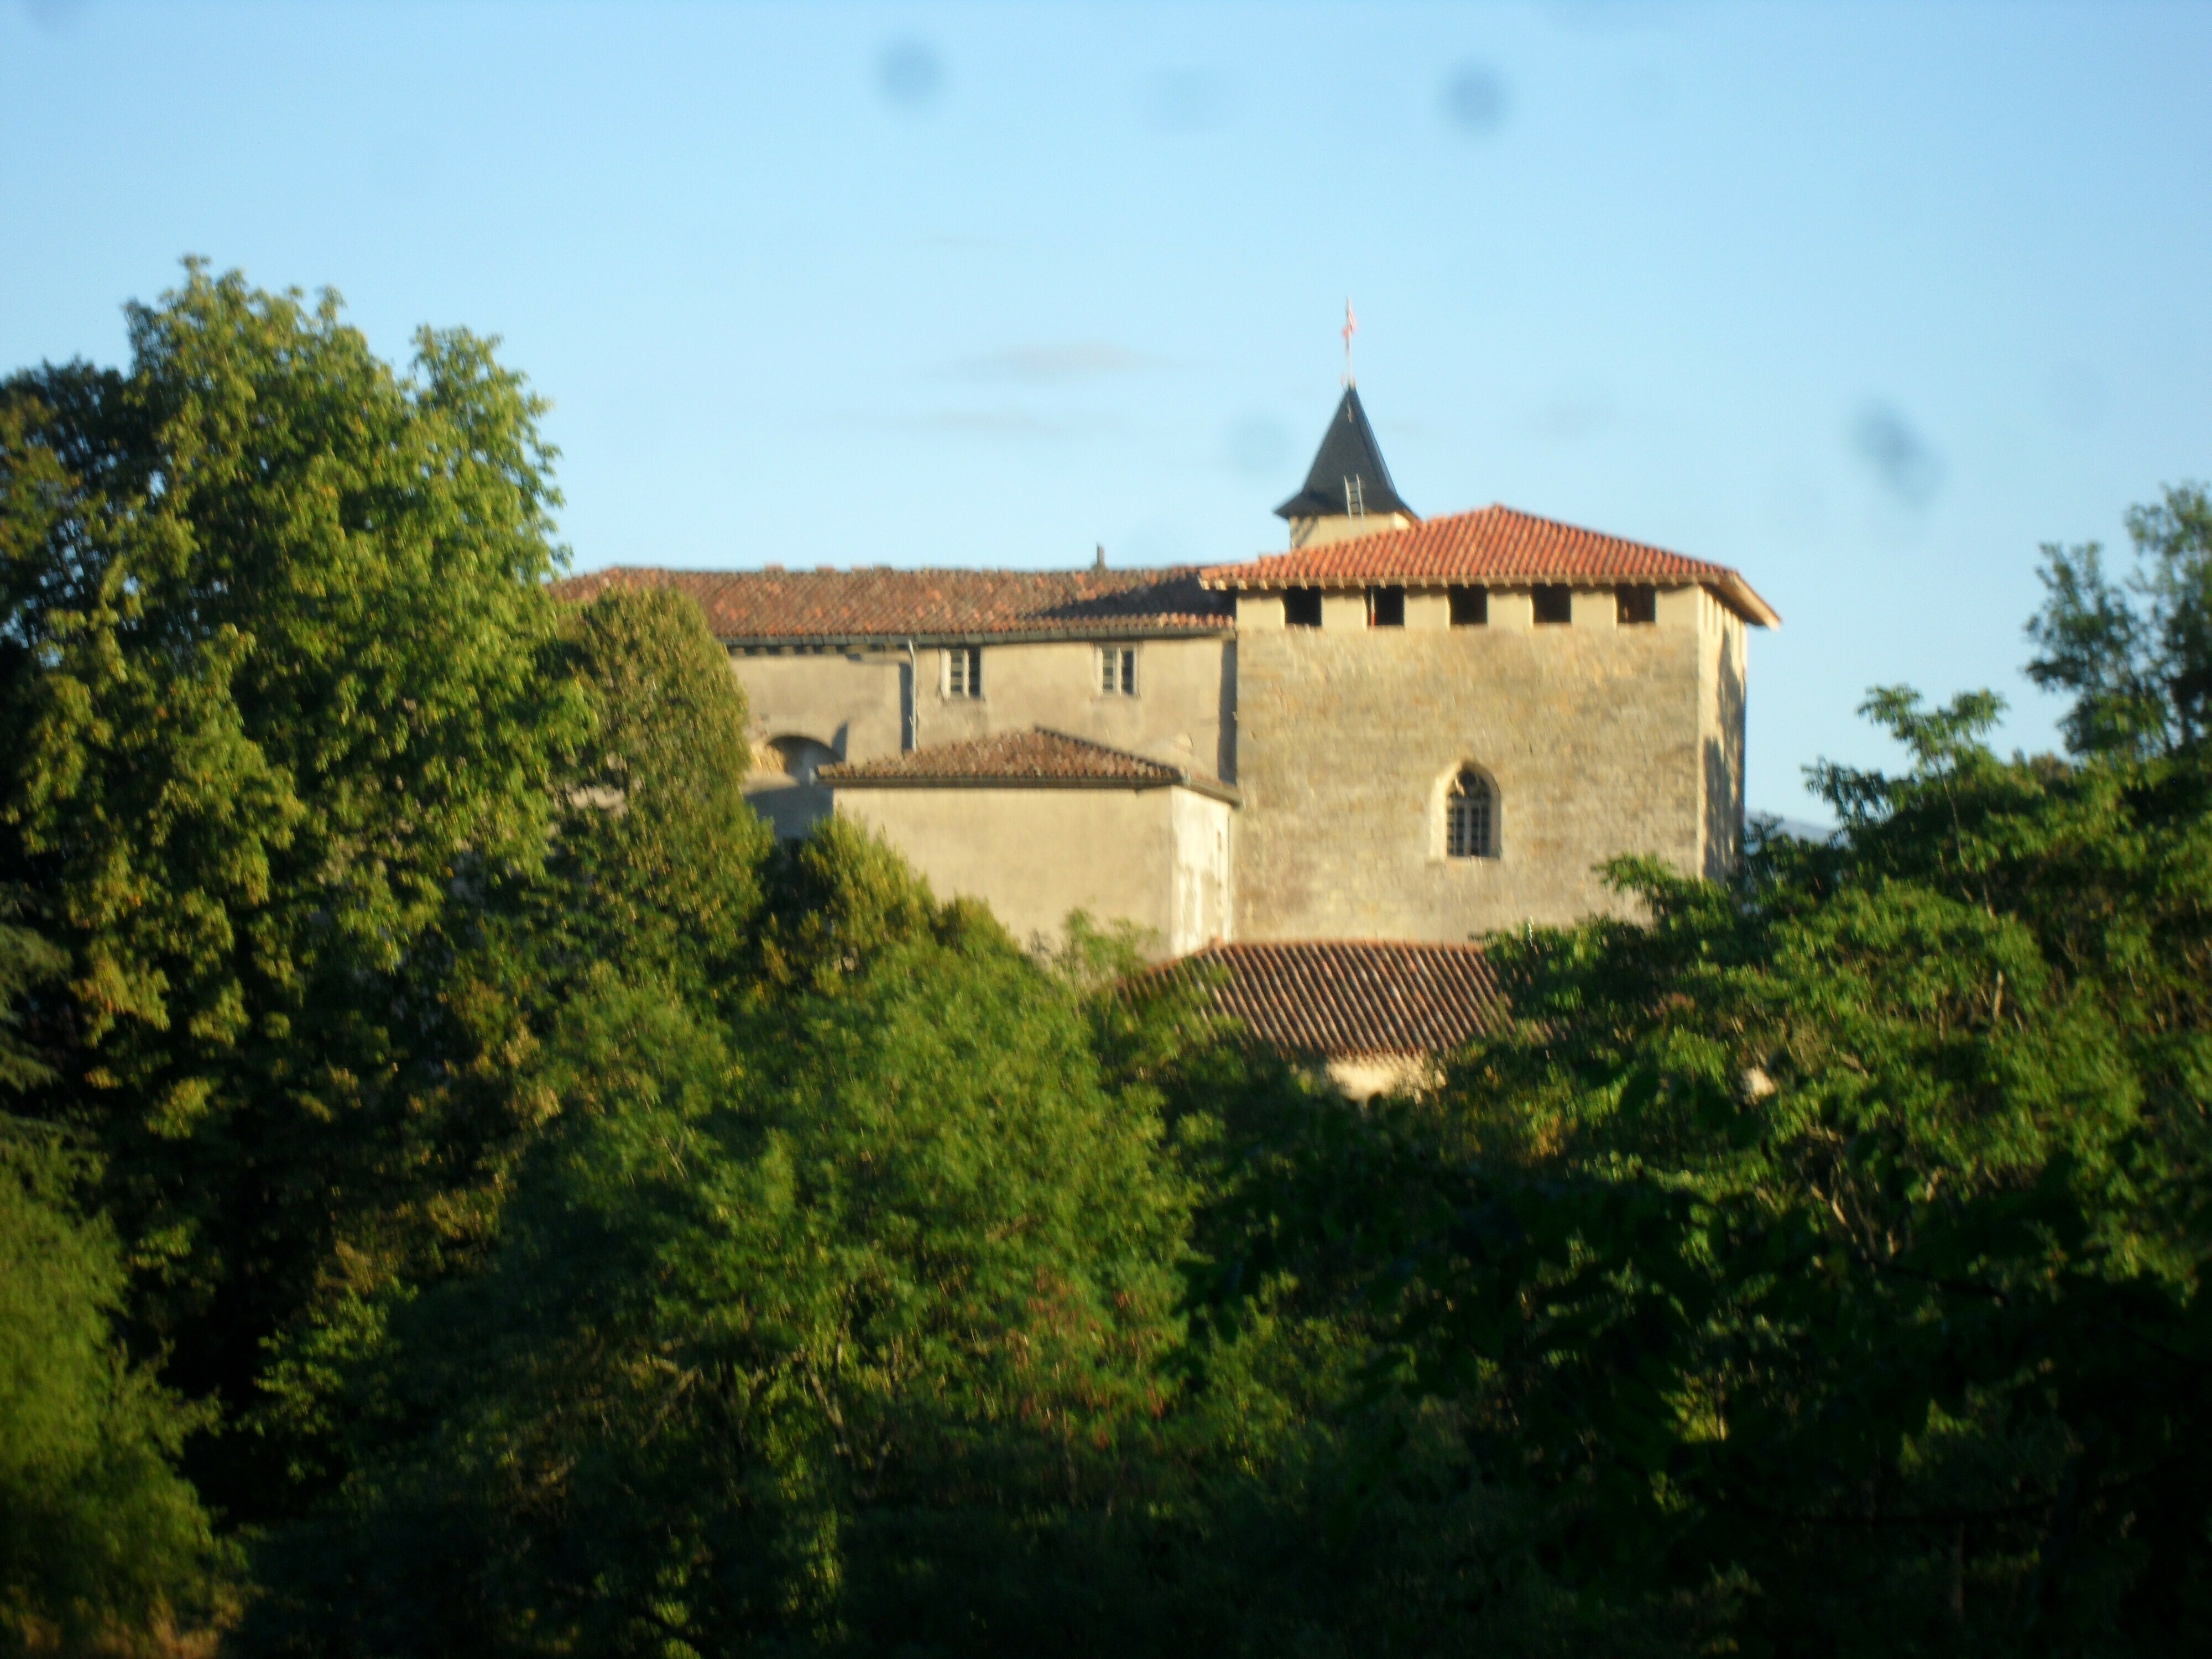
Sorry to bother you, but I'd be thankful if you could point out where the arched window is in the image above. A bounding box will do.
[1446,769,1496,859]
[765,735,839,785]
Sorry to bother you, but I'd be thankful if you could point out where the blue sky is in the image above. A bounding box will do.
[6,2,2209,819]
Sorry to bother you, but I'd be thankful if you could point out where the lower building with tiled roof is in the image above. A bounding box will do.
[1151,939,1507,1098]
[556,374,1773,991]
[814,729,1234,957]
[821,728,1237,802]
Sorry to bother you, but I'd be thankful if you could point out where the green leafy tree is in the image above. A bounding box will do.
[538,585,770,1001]
[248,822,1192,1656]
[1167,493,2212,1654]
[0,262,584,1512]
[1186,686,2211,1655]
[0,924,225,1652]
[236,565,777,1523]
[2027,481,2212,758]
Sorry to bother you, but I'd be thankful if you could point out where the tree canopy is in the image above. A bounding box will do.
[1,265,582,1496]
[2,267,2206,1657]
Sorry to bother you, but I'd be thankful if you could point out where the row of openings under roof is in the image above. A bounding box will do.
[1276,583,1662,629]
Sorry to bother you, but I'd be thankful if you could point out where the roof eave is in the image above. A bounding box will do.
[1200,570,1782,625]
[715,621,1234,649]
[1271,498,1418,523]
[1715,574,1782,628]
[821,773,1241,806]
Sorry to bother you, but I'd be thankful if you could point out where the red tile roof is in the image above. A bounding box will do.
[1199,505,1779,627]
[554,566,1233,643]
[1151,940,1508,1059]
[820,728,1238,801]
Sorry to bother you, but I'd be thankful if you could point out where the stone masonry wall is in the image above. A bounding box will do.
[1232,595,1734,941]
[1697,590,1749,879]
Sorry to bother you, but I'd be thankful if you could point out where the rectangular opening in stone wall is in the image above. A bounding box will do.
[1366,586,1405,627]
[1284,587,1323,628]
[1448,585,1488,626]
[1533,585,1573,625]
[1616,583,1657,625]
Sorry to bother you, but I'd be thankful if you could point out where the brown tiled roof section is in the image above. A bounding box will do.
[1200,505,1779,626]
[554,566,1233,641]
[820,728,1228,794]
[1154,940,1508,1059]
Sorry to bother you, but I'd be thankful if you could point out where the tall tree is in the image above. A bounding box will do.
[248,822,1192,1656]
[0,263,582,1509]
[538,585,770,1002]
[0,924,224,1650]
[2027,481,2212,758]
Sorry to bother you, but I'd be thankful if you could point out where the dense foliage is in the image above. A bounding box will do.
[1,926,224,1651]
[2,268,2205,1655]
[0,262,582,1533]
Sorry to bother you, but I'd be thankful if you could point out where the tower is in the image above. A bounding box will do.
[1274,387,1418,549]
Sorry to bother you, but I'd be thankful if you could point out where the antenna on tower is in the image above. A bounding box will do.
[1341,298,1358,387]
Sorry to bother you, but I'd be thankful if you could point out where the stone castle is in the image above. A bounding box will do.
[565,387,1776,975]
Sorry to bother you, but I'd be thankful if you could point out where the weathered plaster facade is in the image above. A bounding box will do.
[734,635,1236,842]
[832,782,1233,956]
[904,637,1234,781]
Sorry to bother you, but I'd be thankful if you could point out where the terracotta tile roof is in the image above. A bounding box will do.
[553,566,1233,643]
[820,728,1238,802]
[1151,940,1507,1059]
[1200,504,1780,627]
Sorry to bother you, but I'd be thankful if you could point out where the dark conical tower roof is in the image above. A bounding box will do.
[1274,387,1414,521]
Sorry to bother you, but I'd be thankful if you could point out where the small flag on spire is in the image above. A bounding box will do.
[1342,299,1358,386]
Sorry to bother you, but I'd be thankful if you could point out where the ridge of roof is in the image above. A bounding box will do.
[1151,938,1507,1059]
[1274,387,1415,522]
[553,565,1234,642]
[1201,504,1780,627]
[818,728,1239,802]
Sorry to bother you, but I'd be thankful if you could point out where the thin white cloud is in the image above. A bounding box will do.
[941,342,1166,383]
[847,408,1113,440]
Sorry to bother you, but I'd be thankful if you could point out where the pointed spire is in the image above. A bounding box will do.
[1274,387,1413,524]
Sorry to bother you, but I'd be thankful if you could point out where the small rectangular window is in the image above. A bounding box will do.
[1284,587,1323,628]
[1448,585,1488,627]
[1099,645,1136,695]
[1533,585,1573,626]
[1616,583,1657,625]
[946,646,982,698]
[1366,586,1406,627]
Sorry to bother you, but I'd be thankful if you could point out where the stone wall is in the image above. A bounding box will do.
[911,637,1234,782]
[734,648,906,764]
[1231,583,1743,940]
[1697,588,1750,879]
[726,586,1749,944]
[726,636,1234,780]
[830,783,1234,958]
